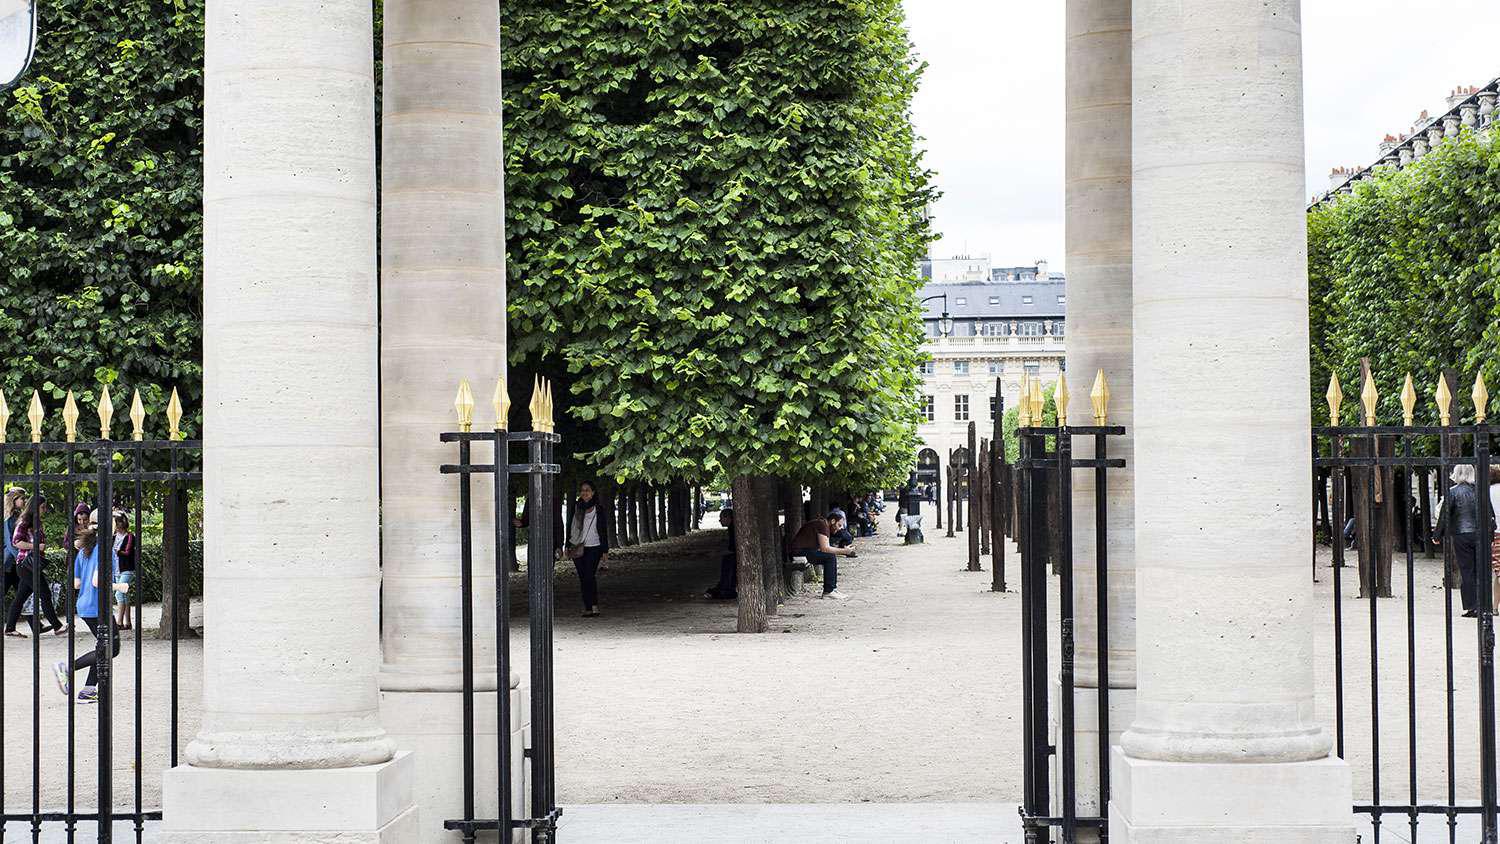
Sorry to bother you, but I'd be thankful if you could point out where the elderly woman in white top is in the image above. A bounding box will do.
[565,481,611,617]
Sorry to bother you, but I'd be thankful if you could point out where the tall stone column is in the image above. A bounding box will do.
[1112,1,1352,840]
[164,1,415,840]
[377,1,519,840]
[1061,0,1135,833]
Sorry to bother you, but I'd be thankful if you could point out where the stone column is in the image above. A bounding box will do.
[1113,1,1353,840]
[1061,0,1136,833]
[164,1,415,840]
[377,1,520,840]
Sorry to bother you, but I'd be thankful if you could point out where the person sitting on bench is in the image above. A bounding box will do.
[704,509,738,600]
[789,510,858,600]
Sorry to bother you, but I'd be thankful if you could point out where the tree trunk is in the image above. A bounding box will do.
[759,476,782,615]
[657,486,668,538]
[638,484,654,543]
[733,475,767,633]
[781,480,804,553]
[156,483,197,639]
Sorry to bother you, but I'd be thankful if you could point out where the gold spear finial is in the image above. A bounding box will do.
[1400,374,1417,427]
[1326,373,1344,427]
[1436,374,1454,426]
[0,390,10,444]
[166,387,183,441]
[1474,372,1489,424]
[129,389,145,441]
[1017,373,1031,428]
[454,380,475,433]
[1360,370,1379,426]
[27,391,43,444]
[493,377,511,431]
[62,390,79,443]
[1029,377,1045,425]
[1091,370,1110,425]
[545,379,557,432]
[1054,372,1070,427]
[98,385,114,440]
[528,376,544,432]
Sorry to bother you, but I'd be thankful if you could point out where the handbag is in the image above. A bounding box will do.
[565,544,585,560]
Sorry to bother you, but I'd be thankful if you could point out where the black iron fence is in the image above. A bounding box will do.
[1315,370,1499,843]
[442,379,561,843]
[0,387,198,843]
[1014,373,1125,844]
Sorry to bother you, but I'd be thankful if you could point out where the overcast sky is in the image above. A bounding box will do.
[905,1,1500,271]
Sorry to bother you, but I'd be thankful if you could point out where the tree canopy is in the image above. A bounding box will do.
[501,0,935,490]
[0,0,203,437]
[1307,129,1500,426]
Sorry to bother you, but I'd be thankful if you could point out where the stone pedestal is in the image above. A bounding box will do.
[1115,0,1355,838]
[381,678,530,843]
[1110,749,1354,843]
[163,753,418,843]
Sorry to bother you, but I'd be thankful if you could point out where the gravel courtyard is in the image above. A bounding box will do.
[0,515,1493,835]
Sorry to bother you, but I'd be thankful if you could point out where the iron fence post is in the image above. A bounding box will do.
[96,441,114,843]
[493,432,513,839]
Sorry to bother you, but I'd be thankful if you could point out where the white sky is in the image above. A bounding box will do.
[905,0,1500,271]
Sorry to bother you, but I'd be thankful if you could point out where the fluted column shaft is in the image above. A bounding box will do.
[1125,0,1329,764]
[196,0,392,769]
[379,0,506,693]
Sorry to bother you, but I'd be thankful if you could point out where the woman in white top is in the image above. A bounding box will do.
[565,481,611,617]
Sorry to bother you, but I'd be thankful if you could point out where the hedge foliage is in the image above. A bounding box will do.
[0,1,204,439]
[500,0,935,490]
[1308,129,1500,425]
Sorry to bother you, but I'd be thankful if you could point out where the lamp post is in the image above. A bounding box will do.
[0,0,37,94]
[920,293,954,337]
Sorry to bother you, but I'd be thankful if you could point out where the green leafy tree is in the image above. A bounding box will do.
[1308,129,1500,426]
[500,0,935,493]
[0,0,204,436]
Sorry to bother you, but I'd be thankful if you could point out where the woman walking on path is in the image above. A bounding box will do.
[51,517,123,703]
[1435,464,1493,617]
[0,488,24,620]
[564,481,611,617]
[111,512,137,631]
[6,495,67,636]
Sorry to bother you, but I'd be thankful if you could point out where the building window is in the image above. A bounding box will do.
[955,394,970,421]
[955,297,967,306]
[988,360,1003,375]
[953,360,969,375]
[1020,321,1042,336]
[1022,295,1033,305]
[981,322,1006,337]
[1024,362,1040,377]
[1058,295,1067,305]
[1053,320,1065,338]
[918,360,935,376]
[921,395,935,422]
[988,296,1000,305]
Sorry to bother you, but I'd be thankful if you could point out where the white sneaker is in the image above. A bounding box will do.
[822,590,844,600]
[52,660,69,695]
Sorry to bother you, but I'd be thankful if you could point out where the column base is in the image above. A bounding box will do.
[162,751,417,842]
[381,681,530,843]
[1109,747,1355,843]
[1051,682,1136,841]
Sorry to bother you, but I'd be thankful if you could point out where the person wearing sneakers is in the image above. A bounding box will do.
[789,510,858,599]
[6,495,67,637]
[52,515,124,703]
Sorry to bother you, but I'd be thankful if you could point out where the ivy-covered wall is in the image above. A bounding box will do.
[1307,129,1500,424]
[0,1,203,437]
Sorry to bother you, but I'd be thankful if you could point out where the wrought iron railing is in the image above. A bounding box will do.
[441,378,561,843]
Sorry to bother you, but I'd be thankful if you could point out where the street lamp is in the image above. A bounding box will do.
[0,0,37,94]
[920,293,954,337]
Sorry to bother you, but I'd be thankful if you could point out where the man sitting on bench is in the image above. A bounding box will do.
[704,508,738,600]
[789,510,858,600]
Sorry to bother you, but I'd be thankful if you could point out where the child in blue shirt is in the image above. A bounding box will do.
[52,517,123,703]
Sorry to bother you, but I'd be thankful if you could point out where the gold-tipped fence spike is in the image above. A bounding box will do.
[98,385,114,440]
[62,390,79,443]
[494,378,511,431]
[1360,371,1379,426]
[130,390,145,442]
[166,387,183,441]
[1474,372,1490,424]
[1436,375,1454,426]
[1091,370,1110,425]
[1400,375,1417,427]
[545,380,557,432]
[0,390,10,444]
[454,380,475,434]
[1017,373,1031,428]
[1326,373,1344,427]
[27,391,43,444]
[1054,372,1070,427]
[1029,377,1045,425]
